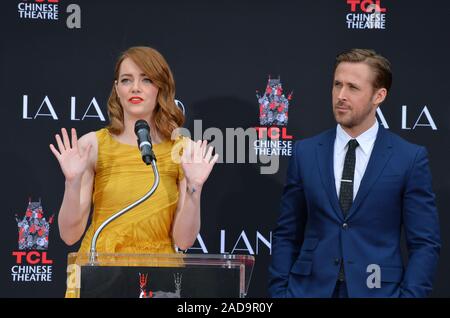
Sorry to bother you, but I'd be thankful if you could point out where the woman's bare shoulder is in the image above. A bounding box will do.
[78,130,99,168]
[78,131,98,146]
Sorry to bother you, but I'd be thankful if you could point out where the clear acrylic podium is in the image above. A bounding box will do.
[66,252,255,298]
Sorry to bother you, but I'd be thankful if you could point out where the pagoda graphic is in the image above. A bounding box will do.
[256,76,293,126]
[138,273,182,298]
[15,199,54,250]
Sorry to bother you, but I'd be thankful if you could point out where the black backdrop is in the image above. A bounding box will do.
[1,0,449,297]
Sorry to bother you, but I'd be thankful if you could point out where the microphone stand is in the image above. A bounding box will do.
[88,159,159,265]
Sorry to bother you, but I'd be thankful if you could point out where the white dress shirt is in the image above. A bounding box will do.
[334,121,379,200]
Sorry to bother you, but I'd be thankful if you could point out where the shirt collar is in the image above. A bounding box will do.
[335,120,379,155]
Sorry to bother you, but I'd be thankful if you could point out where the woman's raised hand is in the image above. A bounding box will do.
[49,128,92,181]
[181,139,219,188]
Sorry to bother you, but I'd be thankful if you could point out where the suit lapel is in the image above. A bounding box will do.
[346,126,393,219]
[316,129,343,220]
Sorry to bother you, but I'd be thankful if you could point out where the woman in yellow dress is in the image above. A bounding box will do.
[49,46,218,297]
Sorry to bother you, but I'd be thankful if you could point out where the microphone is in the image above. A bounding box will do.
[134,120,156,165]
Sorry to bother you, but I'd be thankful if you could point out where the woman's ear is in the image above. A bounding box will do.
[114,80,119,99]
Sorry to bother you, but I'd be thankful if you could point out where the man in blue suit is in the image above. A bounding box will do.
[269,49,441,298]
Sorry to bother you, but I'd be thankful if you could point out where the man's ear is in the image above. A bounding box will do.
[373,87,387,105]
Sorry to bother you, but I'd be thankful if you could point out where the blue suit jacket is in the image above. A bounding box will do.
[269,126,441,297]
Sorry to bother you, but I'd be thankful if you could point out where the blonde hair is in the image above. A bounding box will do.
[107,46,184,140]
[335,48,392,93]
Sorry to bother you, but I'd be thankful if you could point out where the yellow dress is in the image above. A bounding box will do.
[65,128,184,297]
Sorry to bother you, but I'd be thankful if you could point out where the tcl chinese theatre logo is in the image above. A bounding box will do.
[345,0,388,30]
[254,76,294,156]
[11,199,55,282]
[18,0,60,20]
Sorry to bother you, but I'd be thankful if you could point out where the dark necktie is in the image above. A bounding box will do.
[339,139,359,218]
[337,139,358,282]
